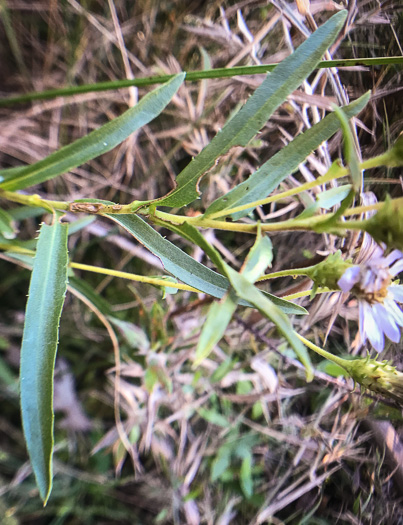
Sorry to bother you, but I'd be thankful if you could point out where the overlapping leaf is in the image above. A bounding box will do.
[205,93,370,219]
[108,214,306,315]
[156,11,348,208]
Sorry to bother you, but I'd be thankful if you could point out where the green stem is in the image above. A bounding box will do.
[296,333,350,370]
[0,190,69,211]
[1,57,402,107]
[282,287,333,300]
[257,267,314,282]
[206,153,393,220]
[70,262,201,293]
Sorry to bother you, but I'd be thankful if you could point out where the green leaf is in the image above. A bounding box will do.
[206,92,370,219]
[333,104,361,190]
[297,185,352,219]
[198,407,230,427]
[0,207,17,239]
[108,214,306,315]
[156,11,348,208]
[0,73,185,191]
[224,264,314,381]
[20,217,69,504]
[194,292,238,366]
[240,454,253,499]
[108,317,149,351]
[68,276,112,316]
[211,447,231,482]
[108,214,230,298]
[241,227,272,283]
[0,165,25,182]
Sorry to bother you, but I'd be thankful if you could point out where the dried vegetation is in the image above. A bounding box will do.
[0,0,403,523]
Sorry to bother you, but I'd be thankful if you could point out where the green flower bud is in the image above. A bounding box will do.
[362,197,403,252]
[346,356,403,405]
[305,251,353,297]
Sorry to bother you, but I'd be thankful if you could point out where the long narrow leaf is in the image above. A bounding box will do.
[156,11,347,208]
[205,92,370,219]
[108,214,306,315]
[0,73,185,191]
[20,218,69,504]
[224,264,314,381]
[195,228,274,366]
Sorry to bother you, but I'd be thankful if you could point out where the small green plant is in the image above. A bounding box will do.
[1,10,402,506]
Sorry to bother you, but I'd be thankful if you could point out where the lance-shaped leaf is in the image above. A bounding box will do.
[195,229,273,366]
[156,11,347,208]
[194,293,238,366]
[224,264,314,381]
[20,217,69,504]
[205,92,370,219]
[0,73,185,191]
[108,214,306,315]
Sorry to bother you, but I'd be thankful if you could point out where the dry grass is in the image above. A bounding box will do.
[0,1,403,523]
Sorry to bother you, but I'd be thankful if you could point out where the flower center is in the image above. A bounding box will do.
[356,265,391,304]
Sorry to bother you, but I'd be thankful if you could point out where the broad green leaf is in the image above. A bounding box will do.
[20,217,69,504]
[211,448,231,482]
[156,11,347,208]
[206,92,370,219]
[224,264,314,381]
[108,214,231,298]
[108,214,306,315]
[108,317,150,351]
[7,205,48,221]
[210,357,235,383]
[0,73,185,191]
[65,215,96,235]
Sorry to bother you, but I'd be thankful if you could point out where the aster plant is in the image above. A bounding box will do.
[1,8,403,505]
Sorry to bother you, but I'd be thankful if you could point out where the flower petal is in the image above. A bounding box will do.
[338,266,360,293]
[359,301,366,344]
[390,258,403,277]
[389,285,403,303]
[384,250,403,267]
[384,299,403,327]
[372,303,401,343]
[362,302,385,352]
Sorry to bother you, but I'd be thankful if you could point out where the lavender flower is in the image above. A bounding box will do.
[337,248,403,352]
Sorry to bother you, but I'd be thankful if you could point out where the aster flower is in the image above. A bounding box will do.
[337,248,403,352]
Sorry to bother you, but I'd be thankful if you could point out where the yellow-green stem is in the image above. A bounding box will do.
[0,190,69,211]
[205,154,391,220]
[70,262,201,293]
[296,333,350,370]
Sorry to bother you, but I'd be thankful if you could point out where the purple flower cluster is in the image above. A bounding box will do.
[338,248,403,352]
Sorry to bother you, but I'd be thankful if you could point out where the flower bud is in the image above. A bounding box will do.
[305,251,353,296]
[362,197,403,252]
[346,355,403,404]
